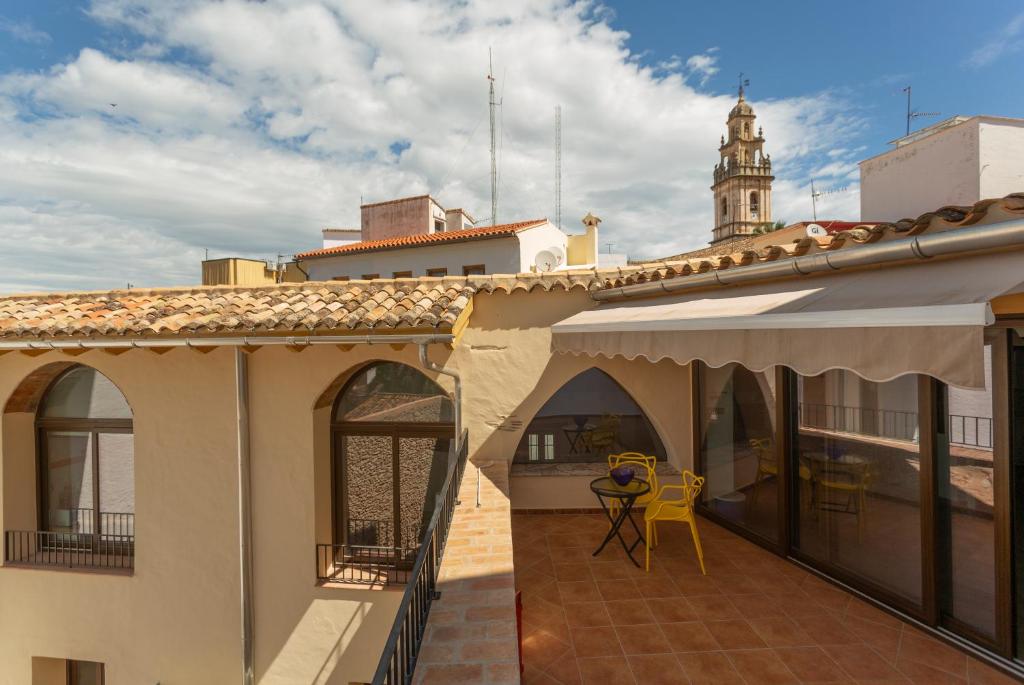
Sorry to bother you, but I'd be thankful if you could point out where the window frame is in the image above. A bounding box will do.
[426,267,448,277]
[361,274,380,280]
[462,264,486,276]
[392,271,413,279]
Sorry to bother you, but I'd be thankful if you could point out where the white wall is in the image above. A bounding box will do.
[859,118,980,222]
[302,236,524,280]
[301,222,581,279]
[979,120,1024,199]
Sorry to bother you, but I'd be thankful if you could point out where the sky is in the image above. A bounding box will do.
[0,0,1021,292]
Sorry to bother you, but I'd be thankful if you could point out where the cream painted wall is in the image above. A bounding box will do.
[0,285,695,680]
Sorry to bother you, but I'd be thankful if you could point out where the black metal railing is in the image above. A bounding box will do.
[316,543,417,585]
[948,414,993,449]
[50,509,135,537]
[371,430,469,685]
[4,529,134,571]
[800,403,919,442]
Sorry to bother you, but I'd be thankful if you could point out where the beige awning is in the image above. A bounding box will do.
[553,252,1024,388]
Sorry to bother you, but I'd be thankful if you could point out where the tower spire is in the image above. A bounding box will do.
[737,72,749,100]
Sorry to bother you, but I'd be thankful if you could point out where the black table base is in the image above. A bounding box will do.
[592,490,647,567]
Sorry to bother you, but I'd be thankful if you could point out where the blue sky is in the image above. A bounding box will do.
[0,0,1021,291]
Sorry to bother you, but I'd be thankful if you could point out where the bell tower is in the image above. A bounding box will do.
[711,80,774,243]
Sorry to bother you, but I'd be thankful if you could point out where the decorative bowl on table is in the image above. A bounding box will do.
[610,465,635,486]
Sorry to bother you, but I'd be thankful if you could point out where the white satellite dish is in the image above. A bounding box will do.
[534,246,565,272]
[805,223,828,238]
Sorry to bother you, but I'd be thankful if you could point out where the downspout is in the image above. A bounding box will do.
[418,343,478,505]
[234,348,255,685]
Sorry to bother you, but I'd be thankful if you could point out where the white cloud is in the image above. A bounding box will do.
[0,17,51,45]
[0,0,866,291]
[964,12,1024,68]
[684,48,719,87]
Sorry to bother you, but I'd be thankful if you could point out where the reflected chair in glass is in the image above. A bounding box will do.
[587,414,621,455]
[643,470,707,574]
[606,452,659,521]
[808,456,873,541]
[750,438,813,513]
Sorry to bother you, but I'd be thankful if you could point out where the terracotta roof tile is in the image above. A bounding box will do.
[295,219,547,259]
[609,193,1024,291]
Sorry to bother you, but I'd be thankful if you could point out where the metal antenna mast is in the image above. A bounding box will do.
[902,85,940,136]
[555,105,562,229]
[488,49,498,226]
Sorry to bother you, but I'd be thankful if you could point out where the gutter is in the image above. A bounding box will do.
[417,343,476,506]
[595,217,1024,301]
[0,332,454,351]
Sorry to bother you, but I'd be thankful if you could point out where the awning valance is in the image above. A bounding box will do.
[553,252,1024,388]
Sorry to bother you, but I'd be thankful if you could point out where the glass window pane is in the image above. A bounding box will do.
[513,368,666,463]
[44,431,94,533]
[941,343,995,637]
[795,370,922,605]
[68,660,104,685]
[40,367,131,419]
[334,363,453,423]
[398,435,452,548]
[698,363,778,541]
[341,435,394,547]
[98,433,135,537]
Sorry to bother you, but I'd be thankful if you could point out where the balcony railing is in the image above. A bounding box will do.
[372,430,469,685]
[4,529,134,571]
[799,403,992,449]
[316,543,417,585]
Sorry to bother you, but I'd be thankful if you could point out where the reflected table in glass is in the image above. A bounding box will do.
[590,477,650,567]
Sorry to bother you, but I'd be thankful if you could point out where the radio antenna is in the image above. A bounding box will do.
[488,49,498,225]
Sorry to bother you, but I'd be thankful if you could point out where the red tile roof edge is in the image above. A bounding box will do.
[295,219,548,259]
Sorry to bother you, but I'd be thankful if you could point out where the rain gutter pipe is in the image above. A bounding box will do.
[0,332,455,351]
[235,348,255,685]
[417,343,473,505]
[594,218,1024,301]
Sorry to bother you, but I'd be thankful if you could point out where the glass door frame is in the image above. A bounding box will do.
[330,420,454,551]
[690,336,1017,661]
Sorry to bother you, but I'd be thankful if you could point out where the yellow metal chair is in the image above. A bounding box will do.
[644,470,706,575]
[587,414,621,454]
[606,452,658,520]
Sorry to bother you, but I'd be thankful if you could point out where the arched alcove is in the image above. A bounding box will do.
[512,368,666,464]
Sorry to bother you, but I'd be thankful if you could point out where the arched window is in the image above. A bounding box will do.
[514,368,666,464]
[721,196,728,218]
[332,362,454,552]
[743,122,750,136]
[36,366,134,540]
[750,191,760,218]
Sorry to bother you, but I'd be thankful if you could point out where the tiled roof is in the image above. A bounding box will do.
[603,194,1024,290]
[0,271,619,341]
[0,282,475,339]
[295,220,547,259]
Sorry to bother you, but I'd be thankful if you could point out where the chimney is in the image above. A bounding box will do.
[444,208,476,232]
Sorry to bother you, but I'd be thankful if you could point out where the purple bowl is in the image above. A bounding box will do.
[610,465,635,486]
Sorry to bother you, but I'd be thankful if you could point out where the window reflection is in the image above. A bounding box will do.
[698,363,778,541]
[795,370,922,604]
[513,368,665,464]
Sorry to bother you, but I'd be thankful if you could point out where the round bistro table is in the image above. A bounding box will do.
[590,476,651,567]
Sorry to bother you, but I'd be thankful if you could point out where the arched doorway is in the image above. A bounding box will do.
[513,368,666,464]
[331,362,454,556]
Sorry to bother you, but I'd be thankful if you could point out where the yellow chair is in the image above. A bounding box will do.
[587,414,621,454]
[809,457,873,540]
[749,438,813,512]
[607,453,659,520]
[644,470,706,575]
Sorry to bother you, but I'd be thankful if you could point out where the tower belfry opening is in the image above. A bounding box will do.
[711,79,774,243]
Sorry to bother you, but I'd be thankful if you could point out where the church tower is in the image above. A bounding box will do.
[711,84,774,243]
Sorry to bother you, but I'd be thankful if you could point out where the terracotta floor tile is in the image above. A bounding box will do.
[823,643,904,681]
[794,613,862,645]
[543,656,582,685]
[842,614,901,663]
[731,593,787,620]
[966,659,1022,685]
[595,578,640,600]
[521,627,572,671]
[570,625,622,658]
[748,617,816,648]
[685,594,742,620]
[712,573,765,595]
[645,597,698,623]
[557,580,602,603]
[615,623,672,654]
[774,646,850,683]
[522,666,563,685]
[605,599,657,626]
[897,629,968,678]
[626,653,689,685]
[564,601,612,628]
[634,575,683,598]
[588,560,633,580]
[726,648,801,684]
[894,656,968,684]
[678,651,746,684]
[576,656,636,684]
[704,619,767,650]
[658,621,720,652]
[554,562,594,582]
[844,598,904,630]
[673,573,723,596]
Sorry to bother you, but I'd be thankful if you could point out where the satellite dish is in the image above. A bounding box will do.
[534,246,565,272]
[805,223,828,238]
